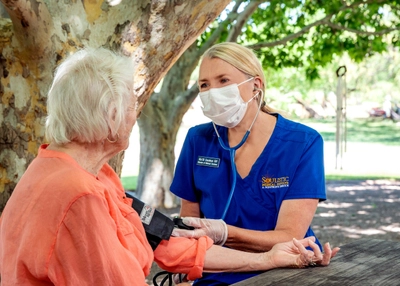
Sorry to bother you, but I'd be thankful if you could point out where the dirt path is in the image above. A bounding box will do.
[147,179,400,284]
[313,179,400,247]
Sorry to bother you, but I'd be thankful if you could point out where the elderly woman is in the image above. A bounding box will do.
[0,47,338,285]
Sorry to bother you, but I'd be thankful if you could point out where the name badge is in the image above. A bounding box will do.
[196,156,220,168]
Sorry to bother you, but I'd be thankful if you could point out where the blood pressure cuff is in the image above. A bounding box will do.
[125,192,174,250]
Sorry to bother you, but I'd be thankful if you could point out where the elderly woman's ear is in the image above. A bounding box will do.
[106,106,119,142]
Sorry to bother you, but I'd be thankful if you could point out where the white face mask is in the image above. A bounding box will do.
[199,77,255,128]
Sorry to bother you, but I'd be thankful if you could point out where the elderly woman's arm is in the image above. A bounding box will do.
[154,235,338,281]
[204,237,338,272]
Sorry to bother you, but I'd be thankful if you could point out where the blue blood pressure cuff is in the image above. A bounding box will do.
[125,192,174,250]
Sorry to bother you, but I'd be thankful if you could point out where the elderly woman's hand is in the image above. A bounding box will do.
[266,236,340,268]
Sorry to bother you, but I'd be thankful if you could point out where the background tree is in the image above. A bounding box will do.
[0,0,231,212]
[265,45,400,114]
[137,0,400,208]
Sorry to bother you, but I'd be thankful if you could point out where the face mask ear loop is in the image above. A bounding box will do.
[237,76,254,87]
[247,89,263,131]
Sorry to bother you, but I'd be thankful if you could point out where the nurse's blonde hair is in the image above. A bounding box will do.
[201,42,274,114]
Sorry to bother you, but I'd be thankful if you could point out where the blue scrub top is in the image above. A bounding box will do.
[170,114,326,285]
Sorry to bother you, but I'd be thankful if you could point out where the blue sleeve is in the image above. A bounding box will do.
[170,129,198,202]
[284,133,326,201]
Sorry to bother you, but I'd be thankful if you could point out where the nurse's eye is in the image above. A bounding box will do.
[220,78,229,84]
[199,82,208,90]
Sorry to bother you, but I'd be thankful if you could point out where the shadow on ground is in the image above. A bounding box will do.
[313,179,400,247]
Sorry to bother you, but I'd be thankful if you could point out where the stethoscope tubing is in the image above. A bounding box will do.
[217,132,249,220]
[211,89,263,220]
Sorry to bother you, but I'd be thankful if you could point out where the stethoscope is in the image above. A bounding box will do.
[212,90,263,220]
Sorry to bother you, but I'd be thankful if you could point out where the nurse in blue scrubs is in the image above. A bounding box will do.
[170,42,327,286]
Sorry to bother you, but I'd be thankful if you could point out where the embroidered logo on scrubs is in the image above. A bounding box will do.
[140,204,155,225]
[261,176,289,189]
[196,156,220,168]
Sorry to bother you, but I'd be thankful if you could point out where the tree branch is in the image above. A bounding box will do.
[247,0,390,50]
[182,81,199,102]
[326,22,400,36]
[227,0,264,42]
[197,0,244,56]
[1,0,53,57]
[247,15,331,49]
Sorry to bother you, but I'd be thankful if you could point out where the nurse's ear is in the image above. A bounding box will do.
[253,77,263,92]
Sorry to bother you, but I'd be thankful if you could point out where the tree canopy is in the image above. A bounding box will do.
[206,1,400,78]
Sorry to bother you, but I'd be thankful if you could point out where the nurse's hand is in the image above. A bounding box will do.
[172,217,228,245]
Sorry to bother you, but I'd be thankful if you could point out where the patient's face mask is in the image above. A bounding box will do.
[199,77,255,128]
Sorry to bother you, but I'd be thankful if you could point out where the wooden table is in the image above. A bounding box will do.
[232,239,400,285]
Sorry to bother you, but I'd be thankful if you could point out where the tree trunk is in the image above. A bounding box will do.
[293,96,321,119]
[137,101,180,208]
[136,42,202,208]
[0,0,230,211]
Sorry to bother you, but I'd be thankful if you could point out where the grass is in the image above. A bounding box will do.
[121,176,138,191]
[301,117,400,180]
[325,174,400,180]
[300,117,400,145]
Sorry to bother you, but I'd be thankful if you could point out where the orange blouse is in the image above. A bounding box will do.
[0,145,212,285]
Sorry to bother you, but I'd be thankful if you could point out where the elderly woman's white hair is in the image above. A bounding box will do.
[45,47,134,144]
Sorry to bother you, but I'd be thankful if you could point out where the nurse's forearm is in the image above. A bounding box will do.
[225,199,317,252]
[203,245,273,272]
[225,225,296,252]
